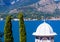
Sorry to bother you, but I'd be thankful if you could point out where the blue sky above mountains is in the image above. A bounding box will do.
[0,0,60,6]
[2,0,39,6]
[54,0,60,1]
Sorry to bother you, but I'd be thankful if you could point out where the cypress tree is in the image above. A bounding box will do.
[4,15,13,42]
[18,12,26,42]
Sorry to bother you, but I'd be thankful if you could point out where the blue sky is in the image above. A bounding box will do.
[3,0,39,6]
[54,0,60,1]
[0,0,60,6]
[3,0,60,3]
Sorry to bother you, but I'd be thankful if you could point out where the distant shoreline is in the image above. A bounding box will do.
[0,18,60,21]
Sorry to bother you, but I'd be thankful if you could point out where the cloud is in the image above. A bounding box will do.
[11,1,15,5]
[54,0,59,1]
[11,0,20,5]
[16,0,19,2]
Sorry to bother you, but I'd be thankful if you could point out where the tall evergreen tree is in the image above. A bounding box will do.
[4,15,13,42]
[18,12,26,42]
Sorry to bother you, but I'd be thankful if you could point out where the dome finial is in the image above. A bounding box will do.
[41,16,46,22]
[43,19,46,23]
[43,19,45,22]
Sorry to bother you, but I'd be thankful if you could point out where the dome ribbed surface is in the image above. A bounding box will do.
[32,22,57,36]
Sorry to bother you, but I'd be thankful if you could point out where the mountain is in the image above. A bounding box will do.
[29,0,57,13]
[0,0,60,19]
[8,0,60,13]
[1,0,60,13]
[0,0,39,13]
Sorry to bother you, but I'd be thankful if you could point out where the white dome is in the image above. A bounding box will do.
[32,22,57,36]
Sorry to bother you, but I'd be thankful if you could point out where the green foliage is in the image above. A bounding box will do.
[4,15,13,42]
[18,12,26,42]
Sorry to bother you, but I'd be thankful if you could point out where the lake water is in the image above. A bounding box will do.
[0,20,60,42]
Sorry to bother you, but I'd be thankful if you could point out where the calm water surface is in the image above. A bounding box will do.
[0,20,60,42]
